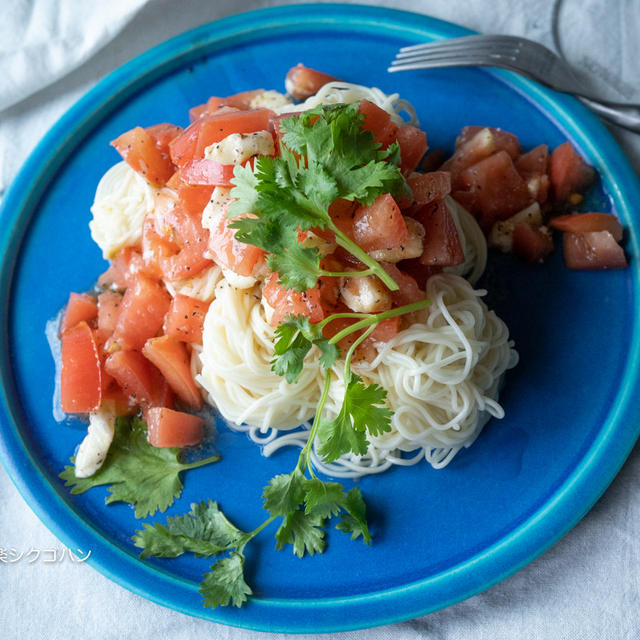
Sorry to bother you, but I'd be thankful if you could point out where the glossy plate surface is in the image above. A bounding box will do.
[1,4,639,633]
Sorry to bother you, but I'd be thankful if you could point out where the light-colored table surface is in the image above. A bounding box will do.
[2,1,639,638]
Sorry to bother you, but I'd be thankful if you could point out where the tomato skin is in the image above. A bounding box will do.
[415,199,465,267]
[396,125,428,175]
[112,275,171,351]
[379,262,425,306]
[142,335,202,409]
[285,64,337,101]
[98,247,149,290]
[178,159,235,186]
[60,321,102,413]
[549,142,595,202]
[562,231,627,269]
[61,293,98,334]
[512,222,554,264]
[111,126,176,186]
[163,294,210,343]
[145,123,183,149]
[146,407,204,447]
[549,212,623,242]
[353,194,408,252]
[176,183,215,215]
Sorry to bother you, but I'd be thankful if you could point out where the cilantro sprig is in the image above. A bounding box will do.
[59,416,220,518]
[228,103,409,292]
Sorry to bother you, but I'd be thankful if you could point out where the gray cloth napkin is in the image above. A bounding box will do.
[1,1,639,638]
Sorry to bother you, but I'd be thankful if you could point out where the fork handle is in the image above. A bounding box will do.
[578,97,640,134]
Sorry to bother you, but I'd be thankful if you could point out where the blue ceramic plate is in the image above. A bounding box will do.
[1,4,639,633]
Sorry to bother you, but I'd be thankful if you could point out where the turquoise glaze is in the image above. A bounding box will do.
[0,4,639,633]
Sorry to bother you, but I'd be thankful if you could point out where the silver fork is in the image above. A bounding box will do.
[389,35,640,133]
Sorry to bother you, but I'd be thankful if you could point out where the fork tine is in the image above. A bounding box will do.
[394,41,521,60]
[388,58,526,75]
[393,49,519,65]
[398,34,522,53]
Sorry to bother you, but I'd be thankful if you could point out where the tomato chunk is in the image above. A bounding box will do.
[111,126,175,186]
[415,199,465,267]
[380,262,425,306]
[456,126,520,158]
[112,274,171,351]
[60,321,102,413]
[399,171,451,211]
[549,212,623,242]
[146,407,204,448]
[98,247,149,290]
[177,159,236,187]
[359,100,398,149]
[285,64,337,101]
[61,292,98,334]
[263,273,328,326]
[142,335,202,409]
[459,150,532,230]
[512,222,554,264]
[549,142,595,202]
[164,294,210,343]
[104,349,155,405]
[97,291,123,340]
[145,123,183,149]
[396,125,428,175]
[353,194,408,252]
[562,231,627,269]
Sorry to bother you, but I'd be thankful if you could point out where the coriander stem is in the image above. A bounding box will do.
[330,224,399,291]
[300,371,333,476]
[246,514,277,540]
[318,268,376,278]
[343,324,376,376]
[328,298,431,345]
[179,454,221,471]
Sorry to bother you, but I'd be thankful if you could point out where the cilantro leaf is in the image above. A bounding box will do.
[336,487,371,545]
[266,243,322,292]
[316,374,392,462]
[132,500,245,558]
[275,510,326,557]
[200,551,253,609]
[262,468,305,517]
[59,416,219,518]
[271,315,338,384]
[302,478,346,518]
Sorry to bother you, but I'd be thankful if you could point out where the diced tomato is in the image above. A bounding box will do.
[326,198,357,240]
[142,335,202,409]
[111,274,171,351]
[285,64,337,101]
[456,126,520,158]
[549,141,595,202]
[443,127,520,189]
[208,209,266,277]
[415,199,465,267]
[177,159,235,186]
[353,194,408,252]
[61,292,98,334]
[111,126,175,186]
[189,101,241,122]
[97,291,123,340]
[60,321,102,413]
[549,212,623,242]
[369,317,400,343]
[459,150,533,230]
[98,247,149,290]
[104,349,155,405]
[399,171,451,211]
[146,407,204,448]
[359,100,399,149]
[516,145,550,202]
[147,196,213,280]
[164,294,210,343]
[101,381,136,416]
[512,222,554,264]
[379,262,426,306]
[450,190,478,213]
[145,123,183,149]
[176,183,215,215]
[562,231,627,269]
[396,125,428,175]
[263,273,328,326]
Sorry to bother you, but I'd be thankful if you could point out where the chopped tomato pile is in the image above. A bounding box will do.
[58,64,628,447]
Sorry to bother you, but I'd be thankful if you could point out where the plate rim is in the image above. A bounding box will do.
[1,3,640,633]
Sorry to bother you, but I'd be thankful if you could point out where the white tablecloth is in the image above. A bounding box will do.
[2,1,639,638]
